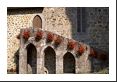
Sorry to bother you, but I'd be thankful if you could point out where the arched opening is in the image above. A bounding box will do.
[33,15,42,29]
[63,52,75,73]
[26,43,37,74]
[44,46,56,74]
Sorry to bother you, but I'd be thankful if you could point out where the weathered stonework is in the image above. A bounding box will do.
[18,28,107,74]
[7,7,109,73]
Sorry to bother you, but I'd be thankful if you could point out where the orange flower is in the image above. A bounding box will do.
[77,45,85,55]
[22,30,30,40]
[35,31,43,41]
[54,36,62,45]
[89,48,97,58]
[47,32,54,42]
[67,41,76,50]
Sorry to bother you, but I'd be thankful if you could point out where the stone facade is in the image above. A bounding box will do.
[18,28,90,74]
[7,7,109,73]
[18,28,107,74]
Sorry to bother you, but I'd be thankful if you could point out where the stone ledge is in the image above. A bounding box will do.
[18,28,108,61]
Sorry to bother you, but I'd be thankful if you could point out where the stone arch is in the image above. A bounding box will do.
[26,43,37,74]
[44,46,56,74]
[33,15,42,29]
[63,52,75,73]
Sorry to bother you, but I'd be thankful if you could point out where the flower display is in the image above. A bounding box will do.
[89,48,97,58]
[22,30,30,40]
[77,44,85,55]
[67,40,76,50]
[35,31,43,41]
[54,36,62,45]
[47,32,54,42]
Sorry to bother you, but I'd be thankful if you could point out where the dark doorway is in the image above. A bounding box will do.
[63,52,75,73]
[26,43,37,74]
[33,15,42,29]
[44,46,56,74]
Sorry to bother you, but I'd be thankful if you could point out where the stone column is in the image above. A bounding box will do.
[37,47,40,74]
[37,48,43,74]
[75,57,79,74]
[37,58,42,74]
[19,29,27,74]
[56,51,63,74]
[37,45,45,74]
[19,48,27,74]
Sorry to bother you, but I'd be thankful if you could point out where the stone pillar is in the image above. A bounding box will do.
[56,51,63,74]
[75,58,79,74]
[37,58,42,74]
[37,45,45,74]
[19,29,27,74]
[37,50,44,74]
[36,48,40,74]
[19,48,27,74]
[76,45,92,73]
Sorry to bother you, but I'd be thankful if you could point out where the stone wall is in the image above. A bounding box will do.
[7,7,109,73]
[7,8,44,71]
[18,28,92,74]
[43,7,109,52]
[18,28,108,74]
[87,8,109,52]
[42,7,76,38]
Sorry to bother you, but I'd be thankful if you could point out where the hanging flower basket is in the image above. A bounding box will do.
[89,48,97,58]
[35,31,43,41]
[16,33,20,39]
[54,36,62,45]
[67,40,76,50]
[22,30,30,40]
[47,32,54,42]
[77,44,85,55]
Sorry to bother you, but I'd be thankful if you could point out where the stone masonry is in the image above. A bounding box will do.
[7,7,109,73]
[19,28,108,74]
